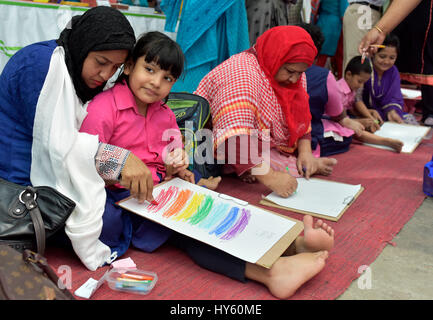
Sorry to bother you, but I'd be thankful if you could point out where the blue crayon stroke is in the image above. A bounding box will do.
[198,202,230,229]
[220,209,251,240]
[209,207,239,237]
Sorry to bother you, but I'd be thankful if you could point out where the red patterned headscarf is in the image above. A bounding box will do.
[254,26,317,148]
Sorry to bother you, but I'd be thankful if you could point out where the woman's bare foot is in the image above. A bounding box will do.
[295,215,335,253]
[384,138,404,153]
[197,176,222,190]
[246,251,328,299]
[255,167,298,197]
[314,157,337,176]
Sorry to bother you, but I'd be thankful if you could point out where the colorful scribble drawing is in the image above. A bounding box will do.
[162,189,192,218]
[151,187,251,241]
[148,186,179,213]
[209,207,239,237]
[198,202,230,229]
[220,209,251,240]
[173,193,205,221]
[188,195,214,225]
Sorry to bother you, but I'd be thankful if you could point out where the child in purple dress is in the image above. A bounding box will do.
[361,33,405,124]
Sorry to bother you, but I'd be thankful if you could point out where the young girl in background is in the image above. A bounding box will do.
[361,33,405,124]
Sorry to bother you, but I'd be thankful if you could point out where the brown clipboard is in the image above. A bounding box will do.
[253,206,304,268]
[116,180,304,269]
[259,184,365,222]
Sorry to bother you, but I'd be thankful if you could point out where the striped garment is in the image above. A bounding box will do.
[195,50,309,157]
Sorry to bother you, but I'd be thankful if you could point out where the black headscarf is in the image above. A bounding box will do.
[56,6,136,103]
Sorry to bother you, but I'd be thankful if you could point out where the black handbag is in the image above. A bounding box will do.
[0,177,76,255]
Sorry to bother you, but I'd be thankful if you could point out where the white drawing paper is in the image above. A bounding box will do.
[118,178,297,264]
[264,178,362,219]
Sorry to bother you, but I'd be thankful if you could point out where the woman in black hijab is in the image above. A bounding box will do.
[0,6,156,270]
[57,6,136,103]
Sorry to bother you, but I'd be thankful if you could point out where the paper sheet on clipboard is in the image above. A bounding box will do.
[260,178,363,221]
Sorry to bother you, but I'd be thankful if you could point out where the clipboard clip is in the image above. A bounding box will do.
[217,193,249,206]
[343,196,354,205]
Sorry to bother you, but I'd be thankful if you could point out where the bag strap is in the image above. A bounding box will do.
[23,250,75,300]
[20,187,45,255]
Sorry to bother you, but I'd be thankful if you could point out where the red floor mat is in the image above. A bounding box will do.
[45,135,433,300]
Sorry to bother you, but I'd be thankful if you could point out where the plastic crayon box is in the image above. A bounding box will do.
[106,269,158,295]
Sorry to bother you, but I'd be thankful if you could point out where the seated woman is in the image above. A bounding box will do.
[195,26,338,198]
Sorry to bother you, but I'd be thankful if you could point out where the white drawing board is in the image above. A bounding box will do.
[363,122,431,153]
[117,178,303,267]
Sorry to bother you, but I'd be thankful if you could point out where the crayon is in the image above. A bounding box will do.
[120,273,154,281]
[116,277,152,284]
[115,283,150,292]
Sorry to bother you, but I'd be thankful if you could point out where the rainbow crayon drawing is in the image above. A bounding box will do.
[147,186,251,241]
[118,178,297,264]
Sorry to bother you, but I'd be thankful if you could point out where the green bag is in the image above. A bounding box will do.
[165,92,220,179]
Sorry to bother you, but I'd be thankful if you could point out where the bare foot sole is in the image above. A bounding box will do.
[197,176,222,190]
[315,157,337,176]
[295,215,334,253]
[266,251,328,299]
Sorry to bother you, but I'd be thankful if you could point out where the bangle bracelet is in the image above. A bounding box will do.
[374,25,384,33]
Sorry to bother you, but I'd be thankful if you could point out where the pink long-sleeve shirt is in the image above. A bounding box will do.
[80,81,182,185]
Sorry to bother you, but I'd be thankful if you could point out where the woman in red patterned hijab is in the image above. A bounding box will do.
[195,25,337,198]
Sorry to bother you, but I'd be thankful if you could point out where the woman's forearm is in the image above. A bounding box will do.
[376,0,422,34]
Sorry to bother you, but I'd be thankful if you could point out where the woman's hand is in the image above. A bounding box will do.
[296,151,317,179]
[254,163,298,198]
[369,109,384,126]
[387,109,404,123]
[164,148,189,180]
[358,27,387,58]
[119,152,154,204]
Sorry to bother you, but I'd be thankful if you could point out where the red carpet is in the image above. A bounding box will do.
[45,135,433,300]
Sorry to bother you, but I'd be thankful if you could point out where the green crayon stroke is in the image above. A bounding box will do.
[188,195,214,225]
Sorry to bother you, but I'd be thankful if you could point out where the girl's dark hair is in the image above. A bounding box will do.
[117,31,184,83]
[379,33,400,54]
[296,22,324,53]
[345,55,372,75]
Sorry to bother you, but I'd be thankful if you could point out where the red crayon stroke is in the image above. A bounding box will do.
[148,186,178,213]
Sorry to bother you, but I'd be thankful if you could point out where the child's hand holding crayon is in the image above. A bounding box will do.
[164,148,189,180]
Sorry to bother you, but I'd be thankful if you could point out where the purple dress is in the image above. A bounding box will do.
[362,65,404,121]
